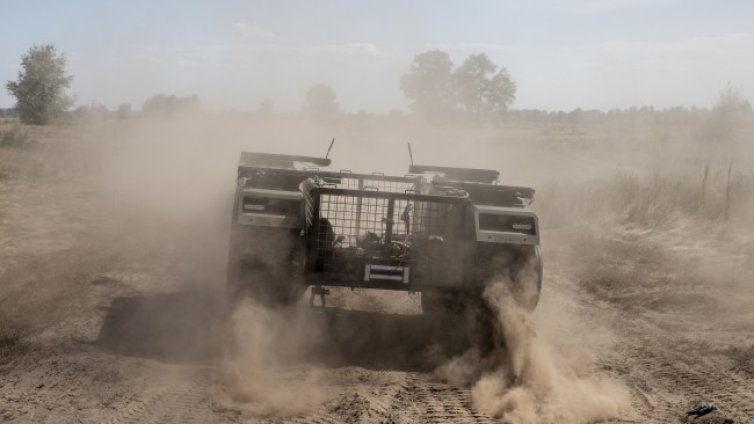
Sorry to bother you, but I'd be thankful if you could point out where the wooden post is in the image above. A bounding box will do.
[701,164,709,208]
[724,159,733,220]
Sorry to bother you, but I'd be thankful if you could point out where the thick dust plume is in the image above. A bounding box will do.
[437,278,631,424]
[213,301,329,417]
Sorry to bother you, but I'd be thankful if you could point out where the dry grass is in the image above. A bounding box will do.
[533,146,754,317]
[0,125,35,148]
[0,123,97,181]
[538,170,753,228]
[540,170,754,317]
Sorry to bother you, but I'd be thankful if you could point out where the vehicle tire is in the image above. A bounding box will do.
[226,225,306,308]
[227,256,306,307]
[468,298,498,356]
[422,291,499,352]
[509,245,543,311]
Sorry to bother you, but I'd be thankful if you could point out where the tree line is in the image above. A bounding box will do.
[3,44,751,132]
[4,45,517,124]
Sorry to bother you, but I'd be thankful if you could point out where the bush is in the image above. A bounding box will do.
[0,126,35,148]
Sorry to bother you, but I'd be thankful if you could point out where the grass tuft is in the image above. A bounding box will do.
[0,125,36,148]
[0,326,26,365]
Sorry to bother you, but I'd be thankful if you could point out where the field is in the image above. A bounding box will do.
[1,114,753,423]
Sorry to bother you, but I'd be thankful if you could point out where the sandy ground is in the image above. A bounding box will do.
[1,124,753,423]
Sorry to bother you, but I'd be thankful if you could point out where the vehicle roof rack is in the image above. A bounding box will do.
[408,164,499,184]
[240,152,331,169]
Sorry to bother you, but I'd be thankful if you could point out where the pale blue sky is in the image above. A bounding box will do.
[1,0,753,112]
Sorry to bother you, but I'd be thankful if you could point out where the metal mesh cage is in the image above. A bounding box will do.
[310,188,468,260]
[299,175,474,288]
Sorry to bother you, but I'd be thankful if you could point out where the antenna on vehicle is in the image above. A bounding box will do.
[325,138,335,160]
[407,142,414,166]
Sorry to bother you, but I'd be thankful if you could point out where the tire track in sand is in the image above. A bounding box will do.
[393,375,495,424]
[614,323,754,423]
[105,372,233,424]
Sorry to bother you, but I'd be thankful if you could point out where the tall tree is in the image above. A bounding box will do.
[709,85,751,144]
[6,45,73,125]
[304,84,339,120]
[453,53,516,117]
[699,86,753,147]
[400,50,455,119]
[256,98,274,116]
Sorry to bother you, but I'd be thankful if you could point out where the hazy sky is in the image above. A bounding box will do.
[1,0,752,112]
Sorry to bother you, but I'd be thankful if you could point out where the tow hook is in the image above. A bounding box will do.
[310,286,330,307]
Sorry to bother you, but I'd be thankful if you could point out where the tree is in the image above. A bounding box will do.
[256,98,274,116]
[304,84,338,120]
[453,53,516,117]
[702,86,752,144]
[400,51,517,122]
[710,85,751,143]
[142,94,200,115]
[400,50,455,119]
[6,45,73,125]
[116,103,132,119]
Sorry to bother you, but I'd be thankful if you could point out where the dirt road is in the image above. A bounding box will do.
[2,173,753,423]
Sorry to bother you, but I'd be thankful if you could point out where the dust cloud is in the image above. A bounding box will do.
[213,301,329,416]
[436,274,631,424]
[2,101,754,423]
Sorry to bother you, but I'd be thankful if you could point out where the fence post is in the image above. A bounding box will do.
[700,164,709,208]
[724,159,733,220]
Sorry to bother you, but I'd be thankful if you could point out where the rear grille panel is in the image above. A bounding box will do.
[303,186,474,289]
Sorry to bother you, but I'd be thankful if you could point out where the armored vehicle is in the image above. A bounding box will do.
[227,151,542,315]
